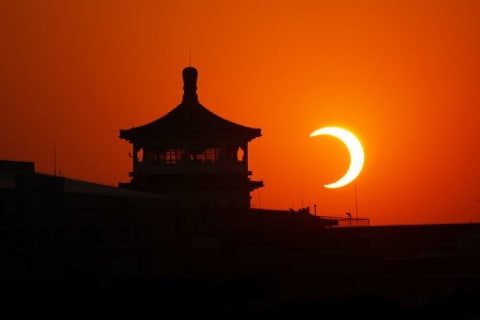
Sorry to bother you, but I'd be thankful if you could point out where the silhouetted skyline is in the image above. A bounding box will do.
[1,1,479,225]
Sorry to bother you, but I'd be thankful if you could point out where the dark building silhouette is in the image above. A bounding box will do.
[1,68,480,316]
[119,67,263,209]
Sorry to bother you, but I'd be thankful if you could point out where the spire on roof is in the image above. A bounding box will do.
[182,66,198,103]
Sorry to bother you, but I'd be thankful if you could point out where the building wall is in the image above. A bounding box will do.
[1,176,480,309]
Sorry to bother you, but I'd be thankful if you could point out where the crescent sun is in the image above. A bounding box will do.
[310,126,365,189]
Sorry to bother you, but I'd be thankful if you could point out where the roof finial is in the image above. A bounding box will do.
[182,66,198,102]
[188,47,192,66]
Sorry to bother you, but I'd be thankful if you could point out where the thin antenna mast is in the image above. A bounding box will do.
[53,138,57,176]
[355,183,359,219]
[188,47,192,66]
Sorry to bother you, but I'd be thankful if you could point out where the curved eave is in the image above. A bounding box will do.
[119,102,262,144]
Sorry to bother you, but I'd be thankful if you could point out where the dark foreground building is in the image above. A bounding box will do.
[1,163,480,317]
[1,68,479,317]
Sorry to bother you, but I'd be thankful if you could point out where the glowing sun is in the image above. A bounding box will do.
[310,126,365,188]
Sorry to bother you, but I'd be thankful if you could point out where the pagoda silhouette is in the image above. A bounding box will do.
[119,67,263,209]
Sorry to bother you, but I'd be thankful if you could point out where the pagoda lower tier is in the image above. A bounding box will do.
[119,173,263,209]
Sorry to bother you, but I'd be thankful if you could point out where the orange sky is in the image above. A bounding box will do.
[1,0,479,225]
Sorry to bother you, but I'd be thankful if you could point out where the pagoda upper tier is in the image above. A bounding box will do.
[119,67,261,144]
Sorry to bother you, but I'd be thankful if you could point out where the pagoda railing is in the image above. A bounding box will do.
[132,161,249,175]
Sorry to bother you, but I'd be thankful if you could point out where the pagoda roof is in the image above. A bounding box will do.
[119,67,261,144]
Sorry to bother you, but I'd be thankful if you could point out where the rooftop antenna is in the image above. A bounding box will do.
[355,183,359,219]
[53,138,57,176]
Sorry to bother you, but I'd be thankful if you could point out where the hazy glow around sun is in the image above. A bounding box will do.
[310,126,365,188]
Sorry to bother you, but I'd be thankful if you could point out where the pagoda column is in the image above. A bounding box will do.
[242,142,248,169]
[133,144,140,170]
